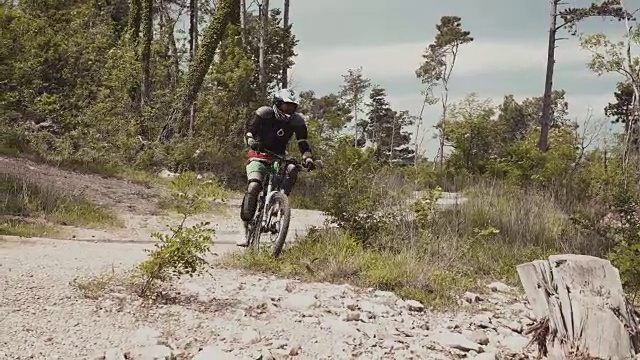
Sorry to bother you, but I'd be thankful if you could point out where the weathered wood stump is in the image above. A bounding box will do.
[517,254,640,359]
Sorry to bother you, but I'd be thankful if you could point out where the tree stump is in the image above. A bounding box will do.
[517,254,640,359]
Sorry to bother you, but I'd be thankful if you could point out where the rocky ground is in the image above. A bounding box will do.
[0,156,538,359]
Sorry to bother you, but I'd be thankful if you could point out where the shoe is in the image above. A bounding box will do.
[236,222,251,247]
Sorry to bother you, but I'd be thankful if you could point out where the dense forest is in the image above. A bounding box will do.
[1,0,640,299]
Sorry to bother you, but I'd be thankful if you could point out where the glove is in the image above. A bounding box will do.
[303,157,316,170]
[247,138,262,151]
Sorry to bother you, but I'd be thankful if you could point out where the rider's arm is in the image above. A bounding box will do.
[245,113,261,145]
[291,115,312,158]
[246,106,272,146]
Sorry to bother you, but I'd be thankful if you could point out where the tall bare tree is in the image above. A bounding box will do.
[258,0,270,95]
[539,0,632,152]
[240,0,247,45]
[188,0,200,135]
[416,16,473,168]
[141,0,153,108]
[281,0,290,88]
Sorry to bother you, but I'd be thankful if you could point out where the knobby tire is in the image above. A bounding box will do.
[270,192,291,258]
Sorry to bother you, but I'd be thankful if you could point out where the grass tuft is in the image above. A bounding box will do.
[0,174,123,231]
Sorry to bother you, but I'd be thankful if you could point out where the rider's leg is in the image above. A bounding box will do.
[238,161,266,246]
[281,163,299,196]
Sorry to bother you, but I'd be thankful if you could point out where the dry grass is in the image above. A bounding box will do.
[229,179,605,308]
[0,174,123,232]
[0,217,60,237]
[226,230,476,309]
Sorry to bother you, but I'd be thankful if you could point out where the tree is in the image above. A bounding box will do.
[416,15,473,167]
[339,67,372,147]
[497,91,570,143]
[365,86,393,147]
[243,7,298,96]
[258,0,269,95]
[140,0,153,108]
[160,0,238,141]
[188,0,199,135]
[580,20,639,164]
[441,94,501,174]
[297,90,352,153]
[364,86,415,162]
[281,0,290,88]
[605,82,637,133]
[538,0,632,152]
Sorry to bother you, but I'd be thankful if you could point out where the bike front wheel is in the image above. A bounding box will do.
[268,192,291,258]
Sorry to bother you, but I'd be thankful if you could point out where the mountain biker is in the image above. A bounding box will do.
[237,88,317,247]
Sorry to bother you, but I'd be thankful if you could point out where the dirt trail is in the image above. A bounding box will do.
[0,157,537,359]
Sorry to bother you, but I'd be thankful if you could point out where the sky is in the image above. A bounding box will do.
[277,0,638,157]
[172,0,638,157]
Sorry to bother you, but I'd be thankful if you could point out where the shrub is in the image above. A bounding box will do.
[137,172,225,297]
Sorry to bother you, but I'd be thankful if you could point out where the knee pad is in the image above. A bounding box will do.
[247,179,262,195]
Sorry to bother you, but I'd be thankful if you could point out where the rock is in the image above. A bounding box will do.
[382,340,408,351]
[405,299,425,312]
[193,345,235,360]
[281,294,319,312]
[259,350,275,360]
[463,330,490,346]
[242,329,262,344]
[359,300,391,317]
[320,319,361,338]
[343,298,357,310]
[427,332,483,352]
[128,345,174,360]
[496,326,513,336]
[157,169,176,179]
[486,282,512,293]
[343,311,361,322]
[500,335,529,352]
[472,314,494,329]
[288,343,302,356]
[271,340,288,349]
[130,327,163,347]
[472,353,497,360]
[462,292,481,303]
[104,348,125,360]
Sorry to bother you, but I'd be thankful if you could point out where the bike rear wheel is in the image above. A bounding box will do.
[268,192,291,258]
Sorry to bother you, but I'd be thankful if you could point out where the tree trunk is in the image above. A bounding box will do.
[127,0,142,46]
[189,0,199,136]
[159,2,180,92]
[281,0,290,88]
[140,0,153,108]
[517,254,640,359]
[239,0,247,45]
[159,0,237,141]
[539,0,558,152]
[258,0,269,95]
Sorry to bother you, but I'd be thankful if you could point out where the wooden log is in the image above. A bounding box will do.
[517,254,640,359]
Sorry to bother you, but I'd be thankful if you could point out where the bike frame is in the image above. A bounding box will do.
[252,152,300,235]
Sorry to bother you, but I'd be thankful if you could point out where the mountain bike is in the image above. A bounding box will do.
[244,150,322,258]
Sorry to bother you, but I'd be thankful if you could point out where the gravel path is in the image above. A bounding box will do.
[0,238,537,360]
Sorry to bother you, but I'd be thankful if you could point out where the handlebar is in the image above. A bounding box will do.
[259,149,324,171]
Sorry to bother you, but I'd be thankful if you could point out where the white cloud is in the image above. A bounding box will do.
[291,39,592,84]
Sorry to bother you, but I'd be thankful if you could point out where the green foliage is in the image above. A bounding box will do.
[410,186,442,230]
[606,184,640,299]
[136,172,225,297]
[315,139,391,242]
